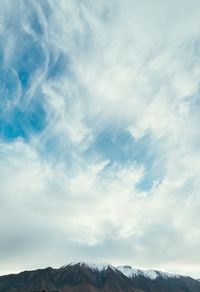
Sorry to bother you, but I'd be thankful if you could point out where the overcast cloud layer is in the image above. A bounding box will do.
[0,0,200,278]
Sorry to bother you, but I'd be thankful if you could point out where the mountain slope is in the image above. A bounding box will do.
[0,264,141,292]
[117,265,200,292]
[0,263,199,292]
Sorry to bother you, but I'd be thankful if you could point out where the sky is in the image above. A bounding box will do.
[0,0,200,278]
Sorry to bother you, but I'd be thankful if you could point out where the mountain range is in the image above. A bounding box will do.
[0,262,199,292]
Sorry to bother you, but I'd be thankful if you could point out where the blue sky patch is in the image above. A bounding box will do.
[47,51,71,80]
[14,32,46,89]
[84,129,163,191]
[0,99,46,142]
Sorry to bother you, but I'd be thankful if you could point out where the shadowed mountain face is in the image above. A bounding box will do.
[0,263,199,292]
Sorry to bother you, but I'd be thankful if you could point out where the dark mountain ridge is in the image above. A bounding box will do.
[0,262,199,292]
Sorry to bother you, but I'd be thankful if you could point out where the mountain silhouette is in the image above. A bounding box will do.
[0,262,199,292]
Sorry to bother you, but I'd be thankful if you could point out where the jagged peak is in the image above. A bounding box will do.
[61,262,182,280]
[61,262,116,271]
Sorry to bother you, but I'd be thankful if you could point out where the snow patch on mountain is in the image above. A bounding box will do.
[117,265,181,280]
[62,262,182,280]
[63,262,115,271]
[79,262,116,271]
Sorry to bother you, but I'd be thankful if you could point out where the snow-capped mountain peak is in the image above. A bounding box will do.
[62,262,182,280]
[62,262,116,272]
[117,265,181,280]
[0,262,199,292]
[75,262,116,271]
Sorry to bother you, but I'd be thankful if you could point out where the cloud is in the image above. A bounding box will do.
[0,0,200,278]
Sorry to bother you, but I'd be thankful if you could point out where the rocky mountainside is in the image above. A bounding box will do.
[0,262,199,292]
